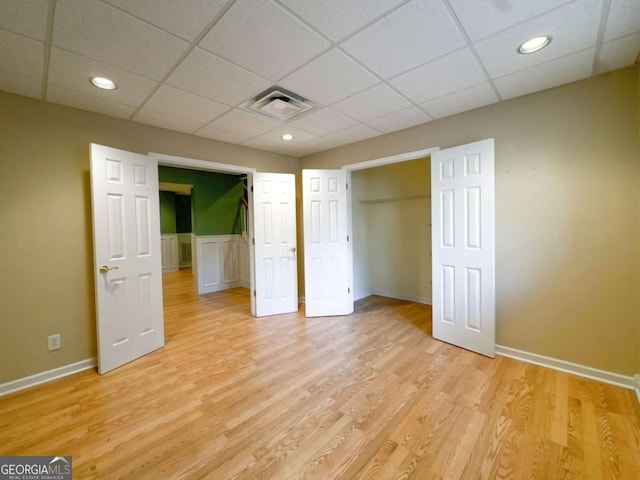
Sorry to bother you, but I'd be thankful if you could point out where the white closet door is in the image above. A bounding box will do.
[431,139,495,357]
[302,169,353,317]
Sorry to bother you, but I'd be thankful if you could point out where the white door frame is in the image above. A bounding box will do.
[148,152,258,315]
[341,147,440,172]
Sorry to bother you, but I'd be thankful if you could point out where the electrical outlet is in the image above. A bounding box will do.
[48,334,61,351]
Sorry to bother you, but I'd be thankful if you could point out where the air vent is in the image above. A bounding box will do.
[241,87,313,121]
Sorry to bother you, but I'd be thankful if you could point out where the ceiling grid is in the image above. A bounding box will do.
[0,0,637,157]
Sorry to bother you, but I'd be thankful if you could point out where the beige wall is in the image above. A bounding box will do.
[351,159,431,302]
[0,92,298,384]
[303,67,640,376]
[1,66,638,384]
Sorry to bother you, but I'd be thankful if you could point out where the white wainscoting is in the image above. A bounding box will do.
[195,235,246,294]
[161,234,179,273]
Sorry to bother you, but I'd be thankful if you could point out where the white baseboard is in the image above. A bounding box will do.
[0,358,96,397]
[496,345,637,392]
[306,292,432,305]
[371,290,432,305]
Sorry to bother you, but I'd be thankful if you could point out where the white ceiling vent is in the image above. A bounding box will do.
[241,88,313,121]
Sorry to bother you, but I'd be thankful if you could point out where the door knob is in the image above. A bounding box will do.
[99,265,118,274]
[290,247,296,253]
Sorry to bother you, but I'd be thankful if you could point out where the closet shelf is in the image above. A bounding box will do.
[359,194,430,204]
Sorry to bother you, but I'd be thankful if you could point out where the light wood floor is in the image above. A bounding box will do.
[1,269,639,479]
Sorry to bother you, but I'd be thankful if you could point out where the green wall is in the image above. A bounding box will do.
[158,166,244,235]
[159,191,177,234]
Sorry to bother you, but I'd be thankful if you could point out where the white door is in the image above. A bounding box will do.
[252,172,298,317]
[431,139,495,357]
[90,144,164,374]
[302,169,353,317]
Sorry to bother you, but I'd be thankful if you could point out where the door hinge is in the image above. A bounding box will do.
[251,186,254,192]
[254,290,256,297]
[348,287,351,294]
[252,237,255,245]
[347,235,349,242]
[346,183,349,190]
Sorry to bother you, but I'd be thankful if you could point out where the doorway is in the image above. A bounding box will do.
[158,165,249,296]
[151,152,256,314]
[343,147,438,305]
[344,140,496,357]
[159,182,194,273]
[350,156,432,305]
[91,145,296,374]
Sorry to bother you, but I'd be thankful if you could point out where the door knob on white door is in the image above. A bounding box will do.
[290,247,296,253]
[99,265,119,273]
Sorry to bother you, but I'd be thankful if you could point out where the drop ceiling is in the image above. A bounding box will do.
[1,0,638,157]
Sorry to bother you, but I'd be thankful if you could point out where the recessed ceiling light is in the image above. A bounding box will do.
[89,76,117,90]
[517,35,552,54]
[281,133,294,141]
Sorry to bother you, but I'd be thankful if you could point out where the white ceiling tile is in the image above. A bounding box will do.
[279,0,406,42]
[287,108,359,135]
[48,48,158,107]
[285,137,345,157]
[494,49,594,99]
[144,85,230,124]
[0,0,49,40]
[0,71,41,99]
[604,0,640,41]
[280,49,379,105]
[47,85,136,118]
[474,0,602,78]
[240,136,294,155]
[102,0,229,41]
[326,123,381,143]
[53,0,190,80]
[332,83,412,122]
[199,0,329,81]
[389,48,487,104]
[448,0,572,42]
[0,30,43,81]
[167,48,271,105]
[420,82,499,119]
[206,109,282,137]
[195,124,252,144]
[0,0,629,157]
[341,0,466,79]
[133,109,202,133]
[244,125,317,149]
[596,33,640,74]
[366,106,432,133]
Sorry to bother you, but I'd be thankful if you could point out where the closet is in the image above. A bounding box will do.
[351,157,432,304]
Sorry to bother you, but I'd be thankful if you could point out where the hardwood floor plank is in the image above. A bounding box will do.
[1,269,638,479]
